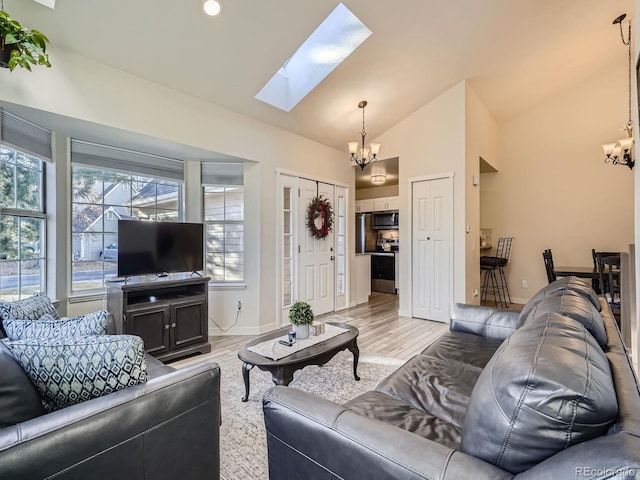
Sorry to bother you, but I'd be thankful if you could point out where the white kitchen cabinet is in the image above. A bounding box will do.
[387,196,400,210]
[372,197,387,211]
[356,199,374,213]
[372,196,399,211]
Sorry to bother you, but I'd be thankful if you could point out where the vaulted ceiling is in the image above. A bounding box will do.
[3,0,633,153]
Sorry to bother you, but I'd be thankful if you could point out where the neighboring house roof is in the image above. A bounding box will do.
[85,206,137,232]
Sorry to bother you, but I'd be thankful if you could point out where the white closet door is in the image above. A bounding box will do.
[412,177,452,322]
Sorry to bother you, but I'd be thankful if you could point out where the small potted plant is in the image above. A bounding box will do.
[288,301,314,340]
[0,10,51,71]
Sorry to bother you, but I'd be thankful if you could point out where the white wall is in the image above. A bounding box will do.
[482,60,634,303]
[374,82,467,316]
[465,83,499,304]
[0,45,353,334]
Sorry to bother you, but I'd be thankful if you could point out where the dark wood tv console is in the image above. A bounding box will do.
[106,274,211,362]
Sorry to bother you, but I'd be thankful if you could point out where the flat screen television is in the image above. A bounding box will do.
[117,220,204,277]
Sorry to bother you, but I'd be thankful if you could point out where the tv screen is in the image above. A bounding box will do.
[117,220,204,277]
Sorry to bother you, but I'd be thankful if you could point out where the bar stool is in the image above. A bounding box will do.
[480,237,514,308]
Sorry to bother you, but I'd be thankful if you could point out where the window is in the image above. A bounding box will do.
[0,146,46,301]
[282,186,293,306]
[70,165,181,292]
[204,186,244,282]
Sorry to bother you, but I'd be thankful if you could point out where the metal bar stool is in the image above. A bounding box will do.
[480,237,514,308]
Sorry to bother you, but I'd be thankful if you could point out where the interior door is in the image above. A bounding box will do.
[299,179,335,315]
[412,177,452,322]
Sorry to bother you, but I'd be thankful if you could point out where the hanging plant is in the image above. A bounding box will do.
[0,10,51,71]
[306,195,334,239]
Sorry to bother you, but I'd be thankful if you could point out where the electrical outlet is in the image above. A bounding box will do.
[472,289,479,298]
[522,280,528,289]
[237,300,242,310]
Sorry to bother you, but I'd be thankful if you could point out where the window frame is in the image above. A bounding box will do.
[203,185,245,285]
[0,146,47,301]
[69,165,183,295]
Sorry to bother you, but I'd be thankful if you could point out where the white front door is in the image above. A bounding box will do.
[412,177,452,322]
[299,179,335,316]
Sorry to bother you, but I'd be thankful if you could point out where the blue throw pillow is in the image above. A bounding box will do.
[0,293,60,323]
[3,310,109,341]
[6,335,149,412]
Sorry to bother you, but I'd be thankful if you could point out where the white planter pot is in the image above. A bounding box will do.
[293,324,309,340]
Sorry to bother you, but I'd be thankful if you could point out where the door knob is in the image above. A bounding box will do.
[165,324,170,330]
[427,237,431,240]
[330,256,335,261]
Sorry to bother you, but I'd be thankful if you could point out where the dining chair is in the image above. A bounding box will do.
[591,249,619,293]
[542,249,556,284]
[595,252,621,324]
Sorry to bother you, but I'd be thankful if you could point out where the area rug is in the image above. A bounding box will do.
[187,349,405,480]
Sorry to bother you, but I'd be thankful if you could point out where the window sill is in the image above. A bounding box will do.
[208,282,246,291]
[68,292,106,304]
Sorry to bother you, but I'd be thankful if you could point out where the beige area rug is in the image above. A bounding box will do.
[176,349,405,480]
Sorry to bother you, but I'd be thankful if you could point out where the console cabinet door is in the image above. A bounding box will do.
[126,304,171,356]
[170,297,208,350]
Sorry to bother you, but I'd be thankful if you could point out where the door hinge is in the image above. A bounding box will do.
[298,188,300,197]
[298,245,301,253]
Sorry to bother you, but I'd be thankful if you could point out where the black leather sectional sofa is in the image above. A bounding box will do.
[0,315,221,480]
[263,277,640,479]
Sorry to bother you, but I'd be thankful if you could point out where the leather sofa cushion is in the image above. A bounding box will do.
[0,340,45,427]
[421,331,504,369]
[145,353,175,379]
[460,312,618,474]
[523,291,607,347]
[344,390,462,449]
[450,303,521,340]
[375,354,482,429]
[519,277,601,324]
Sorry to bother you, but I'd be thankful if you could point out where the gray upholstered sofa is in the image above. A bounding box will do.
[0,297,220,480]
[263,277,640,479]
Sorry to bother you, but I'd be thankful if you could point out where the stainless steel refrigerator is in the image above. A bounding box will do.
[355,213,377,253]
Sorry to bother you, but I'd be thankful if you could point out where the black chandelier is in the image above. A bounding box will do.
[601,13,634,170]
[348,100,381,170]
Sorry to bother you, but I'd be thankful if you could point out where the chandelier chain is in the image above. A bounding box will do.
[627,20,632,127]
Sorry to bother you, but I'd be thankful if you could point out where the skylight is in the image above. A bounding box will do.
[255,3,372,112]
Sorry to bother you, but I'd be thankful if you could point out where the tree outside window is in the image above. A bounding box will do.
[0,146,46,301]
[71,165,181,292]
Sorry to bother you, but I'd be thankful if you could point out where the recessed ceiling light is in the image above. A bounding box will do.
[202,0,222,17]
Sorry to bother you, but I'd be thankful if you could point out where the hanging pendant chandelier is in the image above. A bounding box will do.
[601,13,635,170]
[348,100,381,170]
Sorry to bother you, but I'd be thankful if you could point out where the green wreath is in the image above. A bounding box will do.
[306,195,334,239]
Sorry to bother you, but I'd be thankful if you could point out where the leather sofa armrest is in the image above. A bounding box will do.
[513,433,640,480]
[450,303,521,340]
[263,386,512,480]
[0,361,221,480]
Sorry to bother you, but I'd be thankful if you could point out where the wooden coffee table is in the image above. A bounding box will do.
[237,322,360,402]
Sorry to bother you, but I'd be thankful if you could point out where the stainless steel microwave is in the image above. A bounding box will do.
[372,211,399,229]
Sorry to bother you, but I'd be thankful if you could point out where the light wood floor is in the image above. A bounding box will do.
[171,293,449,368]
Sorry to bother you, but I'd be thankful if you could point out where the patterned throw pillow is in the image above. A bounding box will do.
[6,335,149,412]
[3,310,109,341]
[0,292,60,323]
